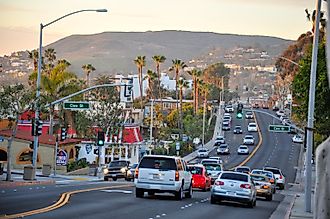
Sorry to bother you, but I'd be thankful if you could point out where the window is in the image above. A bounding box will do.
[189,166,203,175]
[139,157,177,170]
[0,149,7,161]
[176,159,183,171]
[109,161,129,167]
[17,149,40,164]
[220,173,248,182]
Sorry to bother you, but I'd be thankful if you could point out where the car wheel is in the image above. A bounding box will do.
[247,200,254,208]
[136,188,144,198]
[104,176,109,181]
[279,184,285,190]
[175,186,184,200]
[112,177,117,181]
[266,194,273,201]
[210,196,217,204]
[125,177,132,182]
[185,184,193,198]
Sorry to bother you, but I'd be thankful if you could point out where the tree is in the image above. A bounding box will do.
[144,70,158,101]
[27,49,39,72]
[292,41,330,141]
[0,84,34,181]
[152,55,166,110]
[44,48,57,75]
[82,64,96,87]
[177,78,189,129]
[134,56,146,108]
[169,59,187,114]
[188,69,202,114]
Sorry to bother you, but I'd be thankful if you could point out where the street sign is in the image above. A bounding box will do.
[176,142,180,151]
[268,125,290,132]
[63,101,90,110]
[56,149,68,165]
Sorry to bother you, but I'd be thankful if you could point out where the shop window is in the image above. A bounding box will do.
[0,149,7,161]
[17,149,40,164]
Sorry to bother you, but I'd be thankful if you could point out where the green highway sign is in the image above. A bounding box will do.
[64,101,90,110]
[268,125,290,132]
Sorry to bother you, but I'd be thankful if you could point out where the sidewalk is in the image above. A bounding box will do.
[0,168,102,188]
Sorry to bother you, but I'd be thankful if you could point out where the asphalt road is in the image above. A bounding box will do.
[0,109,301,219]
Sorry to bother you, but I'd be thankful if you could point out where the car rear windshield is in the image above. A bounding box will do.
[204,164,222,171]
[264,168,281,174]
[251,175,267,181]
[139,157,177,170]
[219,145,228,148]
[220,172,248,182]
[109,161,128,167]
[236,167,249,172]
[189,166,203,175]
[249,124,256,127]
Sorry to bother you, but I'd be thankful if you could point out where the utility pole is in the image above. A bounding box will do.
[305,0,321,212]
[150,99,154,143]
[53,136,58,176]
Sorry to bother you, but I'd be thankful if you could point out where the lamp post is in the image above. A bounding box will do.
[32,9,107,178]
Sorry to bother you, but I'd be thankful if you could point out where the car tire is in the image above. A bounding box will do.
[247,200,254,208]
[210,196,217,204]
[185,184,193,198]
[266,194,273,201]
[279,184,285,190]
[175,186,184,200]
[104,176,109,181]
[112,177,117,181]
[136,188,144,198]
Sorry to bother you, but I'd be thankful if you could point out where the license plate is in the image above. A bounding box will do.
[111,174,116,177]
[228,192,235,195]
[153,174,160,180]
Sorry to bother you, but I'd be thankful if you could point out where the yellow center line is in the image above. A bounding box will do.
[4,184,133,218]
[229,111,263,170]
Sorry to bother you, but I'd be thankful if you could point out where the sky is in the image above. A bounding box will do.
[0,0,321,56]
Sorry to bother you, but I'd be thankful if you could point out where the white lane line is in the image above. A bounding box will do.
[42,186,46,189]
[161,213,166,216]
[13,189,17,192]
[156,215,161,218]
[1,190,5,193]
[181,206,185,209]
[100,189,132,194]
[29,187,32,190]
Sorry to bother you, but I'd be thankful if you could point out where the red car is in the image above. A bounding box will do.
[188,164,211,191]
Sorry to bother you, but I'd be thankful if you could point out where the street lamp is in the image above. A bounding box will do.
[32,9,108,177]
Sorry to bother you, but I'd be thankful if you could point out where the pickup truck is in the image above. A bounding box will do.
[103,160,132,181]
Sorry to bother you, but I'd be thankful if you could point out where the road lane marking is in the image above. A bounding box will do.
[4,184,132,218]
[100,189,132,194]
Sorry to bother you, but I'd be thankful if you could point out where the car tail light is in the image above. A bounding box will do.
[270,179,274,184]
[135,168,139,179]
[262,185,269,189]
[175,171,179,181]
[215,181,224,186]
[280,175,283,179]
[240,184,251,189]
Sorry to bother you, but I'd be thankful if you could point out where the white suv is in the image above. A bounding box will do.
[263,167,286,190]
[134,155,193,200]
[247,123,258,132]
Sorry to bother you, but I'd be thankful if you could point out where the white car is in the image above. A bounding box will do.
[263,167,286,190]
[197,148,209,158]
[245,111,254,119]
[211,171,257,207]
[243,135,255,145]
[209,156,223,164]
[215,136,225,144]
[292,134,304,143]
[225,105,234,113]
[224,113,231,117]
[134,155,193,200]
[247,123,258,132]
[276,110,285,117]
[237,145,249,155]
[216,144,230,155]
[222,122,231,131]
[223,115,232,122]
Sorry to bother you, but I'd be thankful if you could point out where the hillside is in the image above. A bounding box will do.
[46,30,292,76]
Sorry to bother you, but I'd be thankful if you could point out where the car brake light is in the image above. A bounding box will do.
[240,184,251,189]
[135,168,139,179]
[280,175,283,179]
[215,181,224,186]
[175,171,179,181]
[270,179,274,184]
[262,185,269,189]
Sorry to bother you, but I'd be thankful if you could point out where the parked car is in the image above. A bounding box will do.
[197,148,209,158]
[215,135,225,144]
[292,134,304,144]
[263,167,286,190]
[104,160,131,181]
[276,110,285,117]
[203,163,223,184]
[247,123,258,132]
[233,125,243,134]
[243,135,255,145]
[245,111,254,119]
[134,155,193,200]
[251,169,276,193]
[234,166,251,174]
[188,164,211,191]
[237,145,249,155]
[208,156,223,164]
[211,171,257,208]
[250,174,273,201]
[217,144,230,155]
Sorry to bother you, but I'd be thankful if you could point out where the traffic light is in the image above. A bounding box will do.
[237,103,243,119]
[94,148,99,155]
[97,131,105,146]
[29,141,34,149]
[124,78,133,97]
[60,127,67,141]
[36,120,43,136]
[31,119,36,136]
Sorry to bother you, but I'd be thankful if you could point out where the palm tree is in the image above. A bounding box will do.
[82,64,96,87]
[199,81,210,145]
[152,55,166,110]
[45,48,56,66]
[134,56,146,108]
[177,78,189,129]
[188,69,202,114]
[57,59,71,67]
[28,49,39,72]
[144,70,158,101]
[169,59,187,112]
[196,78,204,112]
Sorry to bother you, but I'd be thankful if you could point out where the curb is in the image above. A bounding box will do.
[0,179,55,188]
[285,194,297,219]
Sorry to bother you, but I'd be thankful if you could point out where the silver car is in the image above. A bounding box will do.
[211,171,257,208]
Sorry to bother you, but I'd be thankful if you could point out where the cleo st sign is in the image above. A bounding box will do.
[63,101,90,110]
[268,125,290,132]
